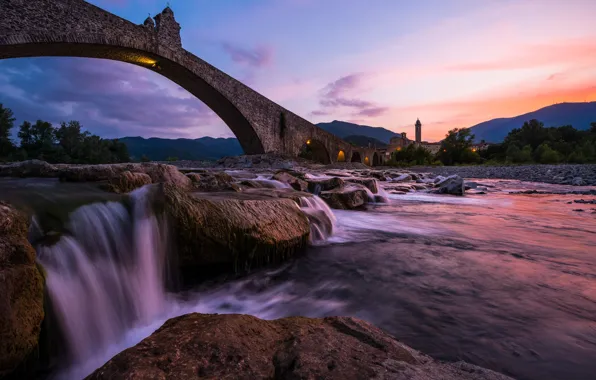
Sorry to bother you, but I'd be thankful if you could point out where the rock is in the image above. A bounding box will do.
[320,185,369,209]
[86,313,513,380]
[433,175,465,196]
[193,172,240,192]
[157,184,310,278]
[239,180,279,189]
[102,171,152,194]
[574,199,596,204]
[572,177,585,186]
[392,173,413,182]
[272,171,308,192]
[465,181,480,189]
[0,202,45,378]
[307,177,345,193]
[344,177,378,193]
[59,163,191,189]
[0,159,58,178]
[185,173,202,183]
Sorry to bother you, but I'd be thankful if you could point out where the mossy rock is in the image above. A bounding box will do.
[0,202,45,378]
[157,183,310,281]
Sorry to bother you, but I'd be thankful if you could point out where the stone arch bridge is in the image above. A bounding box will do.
[0,0,385,166]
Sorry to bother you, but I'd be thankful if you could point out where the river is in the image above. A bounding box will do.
[1,176,595,380]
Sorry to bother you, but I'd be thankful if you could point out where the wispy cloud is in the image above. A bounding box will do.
[220,42,274,68]
[311,73,388,118]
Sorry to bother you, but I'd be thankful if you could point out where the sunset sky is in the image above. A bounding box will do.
[1,0,596,141]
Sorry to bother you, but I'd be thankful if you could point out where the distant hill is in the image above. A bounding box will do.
[343,135,387,148]
[316,120,399,143]
[470,102,596,143]
[120,136,243,161]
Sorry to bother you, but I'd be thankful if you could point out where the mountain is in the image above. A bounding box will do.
[316,120,399,143]
[343,135,387,148]
[470,102,596,143]
[120,136,243,161]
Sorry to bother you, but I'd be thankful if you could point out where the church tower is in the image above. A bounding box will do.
[415,118,422,144]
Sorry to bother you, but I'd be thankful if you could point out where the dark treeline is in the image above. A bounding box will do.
[480,119,596,164]
[389,119,596,166]
[0,104,130,164]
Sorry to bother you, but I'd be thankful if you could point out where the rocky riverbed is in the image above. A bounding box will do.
[409,163,596,186]
[1,157,595,380]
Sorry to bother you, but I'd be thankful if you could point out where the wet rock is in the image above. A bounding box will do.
[158,184,310,277]
[433,175,465,196]
[102,171,152,194]
[307,177,345,193]
[272,171,308,192]
[392,173,413,182]
[320,184,368,209]
[193,172,240,192]
[574,199,596,204]
[86,313,513,380]
[0,202,45,378]
[344,177,378,193]
[0,159,58,178]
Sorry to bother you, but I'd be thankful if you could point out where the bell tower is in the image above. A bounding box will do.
[415,118,422,144]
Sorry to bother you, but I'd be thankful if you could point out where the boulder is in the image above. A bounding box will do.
[320,185,368,210]
[433,175,465,196]
[307,177,345,193]
[0,202,45,378]
[58,163,191,189]
[344,177,378,193]
[572,177,585,186]
[157,184,310,277]
[86,313,513,380]
[272,171,308,192]
[0,160,58,178]
[239,180,279,189]
[102,171,152,194]
[192,172,240,192]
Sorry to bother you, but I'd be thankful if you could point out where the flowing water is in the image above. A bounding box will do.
[1,177,596,380]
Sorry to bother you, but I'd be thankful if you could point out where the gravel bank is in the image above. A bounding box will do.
[408,164,596,186]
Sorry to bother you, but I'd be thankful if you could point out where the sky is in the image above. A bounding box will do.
[1,0,596,142]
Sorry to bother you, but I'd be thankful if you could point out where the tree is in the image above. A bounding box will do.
[0,104,16,159]
[535,143,560,164]
[141,154,151,162]
[436,128,479,165]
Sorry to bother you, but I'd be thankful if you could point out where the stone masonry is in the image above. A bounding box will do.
[0,0,381,164]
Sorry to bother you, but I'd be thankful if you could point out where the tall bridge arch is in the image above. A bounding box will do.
[0,0,356,162]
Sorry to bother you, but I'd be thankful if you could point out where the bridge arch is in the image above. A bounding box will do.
[350,151,362,163]
[336,150,346,162]
[372,152,380,166]
[299,139,331,164]
[0,0,356,162]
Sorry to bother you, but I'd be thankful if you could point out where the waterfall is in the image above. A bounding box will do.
[254,175,291,189]
[299,195,337,242]
[35,186,170,375]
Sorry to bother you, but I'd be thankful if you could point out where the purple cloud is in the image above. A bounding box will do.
[221,42,273,68]
[310,73,388,118]
[0,58,232,139]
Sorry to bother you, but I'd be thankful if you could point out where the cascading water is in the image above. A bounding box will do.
[299,195,337,242]
[254,175,291,189]
[35,186,171,379]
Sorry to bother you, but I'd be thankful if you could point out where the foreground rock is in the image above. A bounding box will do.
[0,202,44,378]
[320,184,369,209]
[191,172,240,192]
[432,175,465,196]
[102,171,152,194]
[158,184,310,278]
[272,171,308,191]
[87,313,512,380]
[0,160,191,189]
